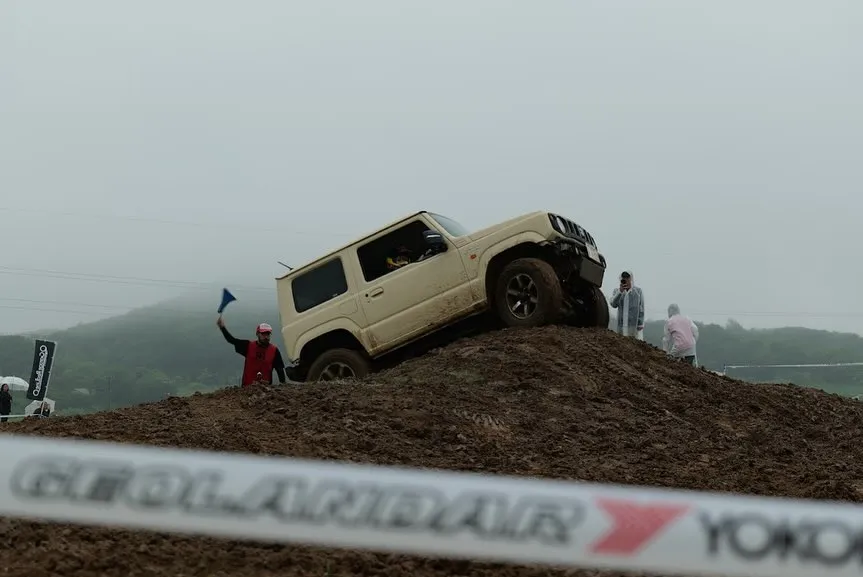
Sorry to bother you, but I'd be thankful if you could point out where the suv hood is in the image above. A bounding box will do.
[465,211,546,241]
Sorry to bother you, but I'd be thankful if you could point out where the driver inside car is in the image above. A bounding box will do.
[386,245,413,270]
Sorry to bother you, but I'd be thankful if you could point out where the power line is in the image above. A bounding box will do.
[0,294,860,323]
[724,362,863,370]
[0,265,274,292]
[0,302,281,339]
[660,310,859,319]
[0,302,275,320]
[0,297,156,310]
[0,265,858,321]
[0,303,149,317]
[0,296,269,312]
[0,206,357,237]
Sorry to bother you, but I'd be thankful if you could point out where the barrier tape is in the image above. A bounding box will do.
[724,362,863,370]
[0,434,862,577]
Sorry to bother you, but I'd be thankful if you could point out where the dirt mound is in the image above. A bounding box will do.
[3,326,863,577]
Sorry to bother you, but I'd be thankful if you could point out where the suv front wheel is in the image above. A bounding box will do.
[565,285,610,328]
[307,348,371,382]
[494,258,564,328]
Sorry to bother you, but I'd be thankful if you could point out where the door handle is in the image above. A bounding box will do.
[368,287,384,298]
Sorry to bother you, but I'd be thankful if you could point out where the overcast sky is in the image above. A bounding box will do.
[1,0,861,336]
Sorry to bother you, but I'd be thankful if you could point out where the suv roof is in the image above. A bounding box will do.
[276,210,441,281]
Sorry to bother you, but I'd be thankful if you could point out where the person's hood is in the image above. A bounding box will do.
[620,270,635,282]
[668,303,681,317]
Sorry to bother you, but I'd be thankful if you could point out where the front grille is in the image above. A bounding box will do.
[548,213,597,247]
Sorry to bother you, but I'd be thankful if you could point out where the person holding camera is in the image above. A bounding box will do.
[610,270,645,340]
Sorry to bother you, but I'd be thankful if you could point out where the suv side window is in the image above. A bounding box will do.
[356,219,437,283]
[291,257,349,313]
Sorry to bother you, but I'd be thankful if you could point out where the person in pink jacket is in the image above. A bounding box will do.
[662,303,699,366]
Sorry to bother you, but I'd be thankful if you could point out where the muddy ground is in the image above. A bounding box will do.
[2,326,862,576]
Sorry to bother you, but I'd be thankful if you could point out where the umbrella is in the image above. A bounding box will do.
[25,398,55,416]
[0,376,29,392]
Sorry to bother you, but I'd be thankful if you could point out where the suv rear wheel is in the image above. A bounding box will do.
[494,258,564,328]
[307,348,371,382]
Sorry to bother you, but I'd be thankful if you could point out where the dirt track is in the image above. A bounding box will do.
[3,326,863,576]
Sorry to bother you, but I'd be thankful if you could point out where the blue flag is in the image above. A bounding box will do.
[217,288,237,314]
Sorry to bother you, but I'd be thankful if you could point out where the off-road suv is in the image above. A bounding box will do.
[277,210,608,382]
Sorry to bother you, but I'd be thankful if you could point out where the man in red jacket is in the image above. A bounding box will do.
[217,315,287,387]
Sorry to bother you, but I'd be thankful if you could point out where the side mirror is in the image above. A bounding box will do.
[422,230,447,252]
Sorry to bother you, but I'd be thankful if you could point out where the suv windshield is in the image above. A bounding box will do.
[429,213,471,237]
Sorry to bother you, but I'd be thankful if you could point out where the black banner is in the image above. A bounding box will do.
[26,340,57,401]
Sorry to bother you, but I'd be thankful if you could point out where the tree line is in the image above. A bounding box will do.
[1,299,862,415]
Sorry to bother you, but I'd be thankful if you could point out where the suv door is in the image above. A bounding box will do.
[355,218,474,349]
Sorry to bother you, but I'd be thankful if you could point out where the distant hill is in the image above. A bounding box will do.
[2,296,863,416]
[0,293,282,415]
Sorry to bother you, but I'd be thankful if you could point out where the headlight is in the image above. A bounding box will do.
[547,213,566,233]
[555,216,567,233]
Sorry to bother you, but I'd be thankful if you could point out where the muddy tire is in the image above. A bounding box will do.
[307,348,371,382]
[494,258,564,328]
[592,285,611,328]
[566,285,611,328]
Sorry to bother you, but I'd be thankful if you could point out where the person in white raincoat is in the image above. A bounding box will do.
[662,303,699,366]
[610,270,645,340]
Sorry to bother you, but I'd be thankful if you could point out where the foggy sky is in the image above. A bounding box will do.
[2,0,861,336]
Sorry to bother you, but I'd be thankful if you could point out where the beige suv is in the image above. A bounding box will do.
[276,210,608,382]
